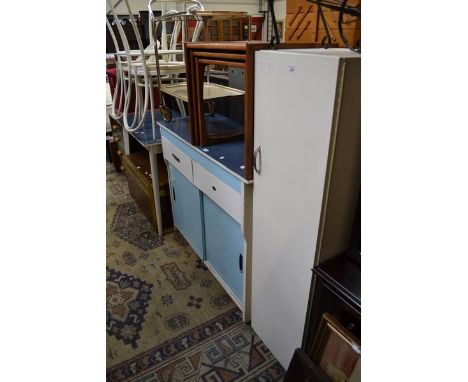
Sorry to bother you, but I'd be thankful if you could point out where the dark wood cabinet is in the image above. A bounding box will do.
[303,190,361,352]
[303,255,361,354]
[107,115,125,173]
[290,192,361,381]
[121,152,173,231]
[107,115,147,173]
[288,254,360,382]
[284,348,330,382]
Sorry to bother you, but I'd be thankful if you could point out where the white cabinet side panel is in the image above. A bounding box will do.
[251,50,340,369]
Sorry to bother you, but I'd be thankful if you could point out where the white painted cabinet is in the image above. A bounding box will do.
[251,49,360,369]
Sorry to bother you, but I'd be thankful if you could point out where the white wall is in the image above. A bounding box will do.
[274,0,286,21]
[260,0,286,42]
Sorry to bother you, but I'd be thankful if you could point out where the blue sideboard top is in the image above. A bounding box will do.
[200,139,245,178]
[159,115,251,185]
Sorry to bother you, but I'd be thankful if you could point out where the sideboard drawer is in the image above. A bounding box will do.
[162,136,193,183]
[193,161,242,223]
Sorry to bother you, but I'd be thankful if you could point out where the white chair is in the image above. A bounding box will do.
[147,0,205,121]
[106,0,204,236]
[107,0,206,129]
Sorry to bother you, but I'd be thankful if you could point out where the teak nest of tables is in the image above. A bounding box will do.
[184,41,323,180]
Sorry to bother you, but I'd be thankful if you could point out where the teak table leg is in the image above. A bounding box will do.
[195,59,209,146]
[184,46,198,145]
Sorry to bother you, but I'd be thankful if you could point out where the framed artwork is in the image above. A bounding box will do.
[309,313,361,382]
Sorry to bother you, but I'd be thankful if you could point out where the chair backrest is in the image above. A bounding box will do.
[105,17,125,119]
[106,0,206,137]
[107,0,156,134]
[148,0,205,55]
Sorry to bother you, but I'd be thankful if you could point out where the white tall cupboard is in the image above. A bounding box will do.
[251,49,360,369]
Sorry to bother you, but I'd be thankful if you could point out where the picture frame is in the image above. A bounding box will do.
[309,313,361,382]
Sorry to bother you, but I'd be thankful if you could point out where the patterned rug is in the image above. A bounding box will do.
[106,162,284,381]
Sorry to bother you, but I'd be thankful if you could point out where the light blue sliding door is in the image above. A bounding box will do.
[203,195,243,303]
[169,165,204,259]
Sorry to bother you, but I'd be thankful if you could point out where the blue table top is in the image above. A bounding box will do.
[159,114,246,179]
[124,110,181,147]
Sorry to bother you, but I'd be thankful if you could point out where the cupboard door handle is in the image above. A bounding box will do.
[253,146,261,175]
[239,253,243,273]
[173,187,176,201]
[211,186,216,191]
[172,153,180,163]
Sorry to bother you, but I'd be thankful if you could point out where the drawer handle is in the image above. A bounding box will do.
[239,253,243,273]
[171,153,180,163]
[211,186,216,191]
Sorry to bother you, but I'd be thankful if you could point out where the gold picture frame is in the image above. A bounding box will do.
[309,313,361,382]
